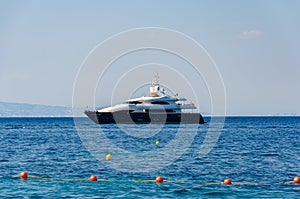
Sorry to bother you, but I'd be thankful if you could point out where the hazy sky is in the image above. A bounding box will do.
[0,0,299,115]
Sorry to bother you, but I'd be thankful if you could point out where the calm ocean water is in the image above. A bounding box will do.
[0,116,299,198]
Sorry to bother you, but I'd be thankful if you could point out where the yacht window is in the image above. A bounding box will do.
[129,101,142,104]
[151,101,169,105]
[166,109,175,112]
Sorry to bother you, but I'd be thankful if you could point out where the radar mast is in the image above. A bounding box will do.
[150,72,160,97]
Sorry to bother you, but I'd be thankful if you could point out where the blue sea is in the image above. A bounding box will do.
[0,116,299,198]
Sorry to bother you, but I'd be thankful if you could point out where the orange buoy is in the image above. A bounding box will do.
[223,178,232,185]
[20,171,28,179]
[156,176,163,183]
[106,154,111,161]
[156,140,160,145]
[90,175,98,181]
[294,176,300,183]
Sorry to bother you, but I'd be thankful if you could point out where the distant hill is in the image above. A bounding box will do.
[0,102,72,117]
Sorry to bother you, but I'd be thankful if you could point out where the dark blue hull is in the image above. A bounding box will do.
[84,110,205,124]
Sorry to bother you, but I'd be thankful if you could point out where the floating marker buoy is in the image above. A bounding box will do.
[156,140,160,145]
[90,175,97,181]
[106,154,111,161]
[156,176,163,183]
[20,171,28,179]
[294,176,300,183]
[223,178,232,185]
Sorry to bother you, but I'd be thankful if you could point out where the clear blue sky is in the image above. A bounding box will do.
[0,0,299,115]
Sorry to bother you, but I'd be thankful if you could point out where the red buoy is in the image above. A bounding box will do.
[156,176,163,183]
[294,176,300,183]
[20,171,28,179]
[223,178,232,185]
[90,175,98,181]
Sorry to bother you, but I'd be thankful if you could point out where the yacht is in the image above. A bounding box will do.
[85,74,205,124]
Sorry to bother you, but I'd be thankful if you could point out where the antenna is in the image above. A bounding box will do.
[152,72,159,86]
